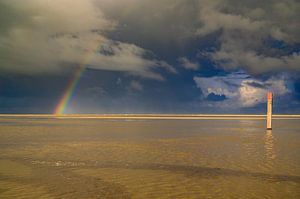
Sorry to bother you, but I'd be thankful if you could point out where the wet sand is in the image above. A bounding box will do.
[0,115,299,198]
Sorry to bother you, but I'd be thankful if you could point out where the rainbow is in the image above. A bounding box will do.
[54,38,103,115]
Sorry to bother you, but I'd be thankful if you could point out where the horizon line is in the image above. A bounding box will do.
[1,114,300,120]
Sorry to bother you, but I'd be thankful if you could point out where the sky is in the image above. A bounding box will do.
[0,0,299,114]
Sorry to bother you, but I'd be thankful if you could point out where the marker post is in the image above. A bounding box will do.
[267,92,273,130]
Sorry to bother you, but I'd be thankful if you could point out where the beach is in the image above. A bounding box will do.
[0,115,299,198]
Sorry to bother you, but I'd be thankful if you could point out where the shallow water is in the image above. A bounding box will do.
[0,116,299,198]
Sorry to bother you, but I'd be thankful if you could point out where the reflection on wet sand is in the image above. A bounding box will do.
[265,130,276,161]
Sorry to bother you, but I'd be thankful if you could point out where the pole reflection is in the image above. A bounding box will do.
[265,130,276,160]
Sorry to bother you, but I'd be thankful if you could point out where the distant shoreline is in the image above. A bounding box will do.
[0,114,300,120]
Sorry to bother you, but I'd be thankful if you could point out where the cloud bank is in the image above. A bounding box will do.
[0,0,175,79]
[196,0,300,74]
[98,0,300,75]
[1,0,299,77]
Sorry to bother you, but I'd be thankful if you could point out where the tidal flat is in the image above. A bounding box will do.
[0,115,299,198]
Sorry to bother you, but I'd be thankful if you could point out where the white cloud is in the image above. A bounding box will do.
[238,77,289,107]
[194,73,291,107]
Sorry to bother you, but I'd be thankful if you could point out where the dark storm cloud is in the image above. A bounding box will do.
[195,0,300,74]
[97,0,200,55]
[0,0,176,80]
[97,0,300,75]
[1,0,299,76]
